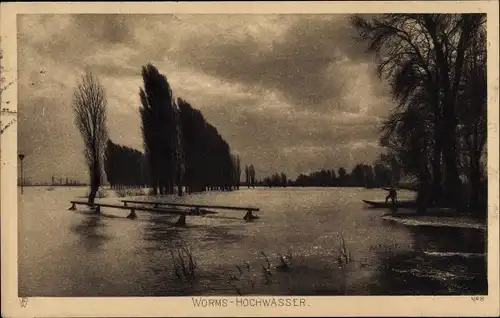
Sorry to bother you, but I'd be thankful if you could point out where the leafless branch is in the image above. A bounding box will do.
[71,71,108,203]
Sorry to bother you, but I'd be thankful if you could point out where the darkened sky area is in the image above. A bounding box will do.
[17,14,395,183]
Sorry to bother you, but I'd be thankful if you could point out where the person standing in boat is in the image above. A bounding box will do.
[384,186,398,205]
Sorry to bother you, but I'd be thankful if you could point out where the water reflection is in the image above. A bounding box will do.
[141,214,246,246]
[71,215,110,251]
[142,215,186,244]
[408,226,486,254]
[367,226,488,295]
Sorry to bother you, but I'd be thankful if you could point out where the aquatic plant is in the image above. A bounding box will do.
[97,188,107,198]
[286,249,293,263]
[337,233,352,265]
[275,249,294,271]
[335,233,353,295]
[228,262,253,295]
[170,241,196,283]
[115,188,129,197]
[227,249,295,295]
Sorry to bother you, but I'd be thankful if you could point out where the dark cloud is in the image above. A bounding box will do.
[16,14,393,183]
[18,14,143,72]
[173,15,371,112]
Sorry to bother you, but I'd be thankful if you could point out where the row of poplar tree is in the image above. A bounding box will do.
[104,64,243,195]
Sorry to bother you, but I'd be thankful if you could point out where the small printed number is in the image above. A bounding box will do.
[20,297,28,308]
[471,296,485,302]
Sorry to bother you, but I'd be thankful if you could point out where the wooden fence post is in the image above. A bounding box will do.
[127,208,137,219]
[175,214,186,226]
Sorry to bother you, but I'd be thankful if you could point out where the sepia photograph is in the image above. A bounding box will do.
[1,1,499,317]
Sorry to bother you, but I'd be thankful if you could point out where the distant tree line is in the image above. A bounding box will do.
[17,177,32,186]
[244,165,256,188]
[50,177,86,186]
[104,140,149,189]
[262,172,289,188]
[261,161,398,188]
[17,177,86,186]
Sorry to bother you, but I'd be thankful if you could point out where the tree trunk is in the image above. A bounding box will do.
[469,149,480,210]
[430,74,442,207]
[88,164,101,206]
[430,144,442,206]
[441,102,462,210]
[416,182,430,215]
[150,161,158,195]
[158,181,164,195]
[88,186,97,205]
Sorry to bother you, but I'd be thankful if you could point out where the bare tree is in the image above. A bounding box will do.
[72,71,108,205]
[352,14,486,213]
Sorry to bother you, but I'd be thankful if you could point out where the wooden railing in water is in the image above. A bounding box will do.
[121,199,260,220]
[68,200,261,223]
[68,200,187,225]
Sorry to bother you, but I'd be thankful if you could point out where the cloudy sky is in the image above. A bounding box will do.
[17,14,395,184]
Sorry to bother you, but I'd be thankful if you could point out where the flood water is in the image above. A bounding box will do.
[18,186,487,296]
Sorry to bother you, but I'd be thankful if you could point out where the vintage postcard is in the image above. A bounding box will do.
[1,1,499,317]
